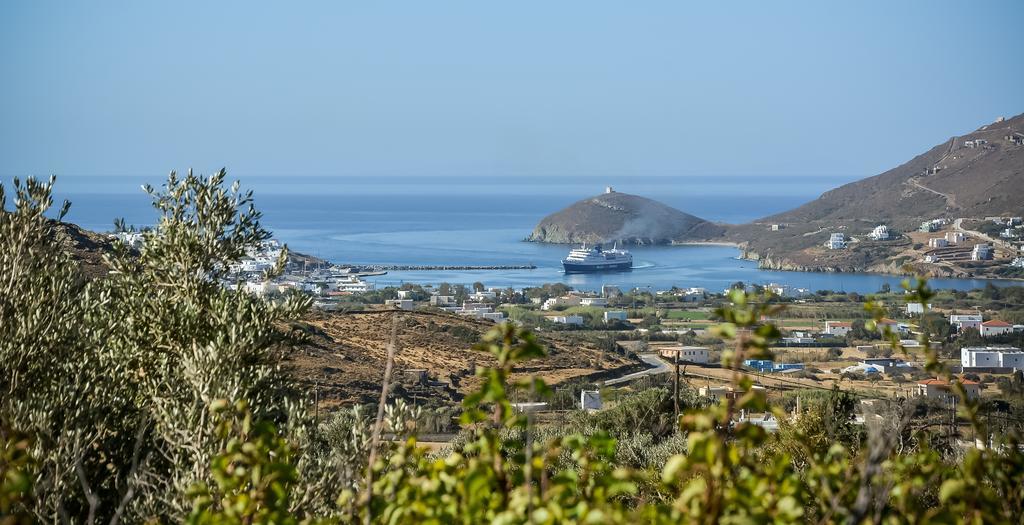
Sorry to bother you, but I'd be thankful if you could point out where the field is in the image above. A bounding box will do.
[285,309,639,409]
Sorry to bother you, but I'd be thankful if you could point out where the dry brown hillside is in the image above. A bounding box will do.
[761,113,1024,226]
[285,310,640,410]
[728,113,1024,277]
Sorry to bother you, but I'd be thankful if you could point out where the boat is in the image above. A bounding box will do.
[562,244,633,273]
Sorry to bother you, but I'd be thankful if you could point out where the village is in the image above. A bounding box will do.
[110,230,1024,439]
[804,213,1024,275]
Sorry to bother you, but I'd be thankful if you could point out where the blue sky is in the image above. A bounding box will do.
[1,1,1022,179]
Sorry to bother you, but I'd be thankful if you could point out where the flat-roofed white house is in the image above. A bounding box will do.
[541,295,582,311]
[945,231,965,244]
[548,314,584,326]
[469,290,497,302]
[928,238,948,248]
[869,225,890,240]
[950,314,983,331]
[980,320,1014,337]
[906,303,932,315]
[580,297,608,307]
[825,233,846,249]
[961,346,1024,370]
[430,295,456,306]
[824,321,852,337]
[971,244,993,261]
[658,346,710,364]
[385,299,414,310]
[603,311,628,322]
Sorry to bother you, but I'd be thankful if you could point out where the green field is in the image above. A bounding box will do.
[663,310,710,320]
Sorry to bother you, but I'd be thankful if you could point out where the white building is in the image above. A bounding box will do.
[549,314,584,326]
[971,244,993,261]
[869,225,890,240]
[430,295,456,306]
[950,314,983,331]
[601,285,622,297]
[481,312,506,322]
[385,299,414,310]
[980,320,1014,337]
[580,390,602,411]
[928,238,948,248]
[335,277,374,293]
[397,290,413,299]
[699,385,731,401]
[112,231,145,249]
[961,347,1024,371]
[917,378,979,400]
[580,297,608,307]
[469,290,497,302]
[659,346,710,364]
[1012,257,1024,268]
[945,231,965,244]
[244,281,271,296]
[824,321,852,337]
[541,296,582,311]
[906,303,932,315]
[824,233,846,250]
[604,311,628,322]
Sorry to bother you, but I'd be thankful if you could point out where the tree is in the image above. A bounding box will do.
[472,281,485,293]
[1,171,310,522]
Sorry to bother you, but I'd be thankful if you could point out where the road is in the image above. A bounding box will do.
[603,353,671,386]
[955,218,1019,255]
[908,178,957,208]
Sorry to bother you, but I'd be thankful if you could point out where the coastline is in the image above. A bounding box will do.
[737,249,1024,282]
[670,240,742,248]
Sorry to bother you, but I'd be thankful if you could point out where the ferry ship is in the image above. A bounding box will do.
[562,244,633,273]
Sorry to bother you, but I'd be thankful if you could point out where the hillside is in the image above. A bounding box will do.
[527,189,725,245]
[286,310,640,409]
[729,114,1024,277]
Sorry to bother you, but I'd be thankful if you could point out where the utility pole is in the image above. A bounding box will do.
[674,349,680,424]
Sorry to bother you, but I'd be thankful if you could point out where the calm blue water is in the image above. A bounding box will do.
[13,174,1021,293]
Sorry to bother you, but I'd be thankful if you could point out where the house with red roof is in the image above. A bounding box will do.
[980,320,1014,338]
[916,378,980,400]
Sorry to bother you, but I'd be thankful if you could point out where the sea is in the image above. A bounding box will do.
[23,174,1022,294]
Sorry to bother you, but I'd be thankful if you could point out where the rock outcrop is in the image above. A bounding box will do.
[527,189,724,245]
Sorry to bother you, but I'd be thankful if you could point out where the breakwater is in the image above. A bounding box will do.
[352,264,537,271]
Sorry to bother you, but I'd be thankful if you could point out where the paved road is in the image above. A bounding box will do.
[603,353,672,386]
[955,218,1019,255]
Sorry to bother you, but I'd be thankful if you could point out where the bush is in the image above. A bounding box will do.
[5,175,1024,524]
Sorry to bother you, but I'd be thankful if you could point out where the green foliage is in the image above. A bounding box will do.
[5,174,1024,524]
[1,172,310,522]
[187,400,301,525]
